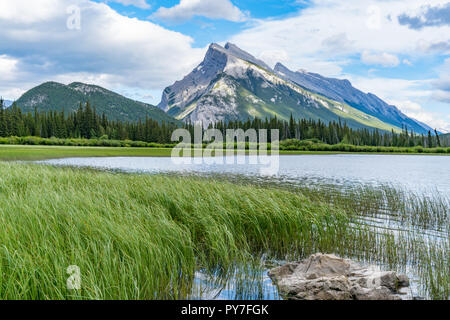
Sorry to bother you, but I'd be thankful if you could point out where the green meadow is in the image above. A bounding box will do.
[0,143,448,162]
[0,145,173,161]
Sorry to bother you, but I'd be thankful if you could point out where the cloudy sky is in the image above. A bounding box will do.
[1,0,449,131]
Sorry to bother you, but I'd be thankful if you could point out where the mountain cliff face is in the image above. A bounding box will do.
[273,63,432,134]
[158,43,434,133]
[158,43,416,132]
[16,82,178,123]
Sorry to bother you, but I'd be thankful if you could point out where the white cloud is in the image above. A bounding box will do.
[106,0,150,9]
[432,58,450,103]
[392,100,423,112]
[392,101,450,132]
[0,0,62,24]
[321,33,355,54]
[257,50,290,69]
[151,0,247,23]
[228,0,450,75]
[434,89,450,102]
[403,59,413,66]
[0,55,19,81]
[0,0,205,100]
[346,76,432,102]
[361,51,400,67]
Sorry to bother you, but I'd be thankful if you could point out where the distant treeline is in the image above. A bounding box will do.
[1,136,449,154]
[0,101,178,143]
[207,115,445,148]
[0,100,446,148]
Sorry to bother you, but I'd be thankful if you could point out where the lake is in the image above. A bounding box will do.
[40,154,450,195]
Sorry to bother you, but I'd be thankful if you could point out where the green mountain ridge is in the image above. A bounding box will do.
[15,82,178,123]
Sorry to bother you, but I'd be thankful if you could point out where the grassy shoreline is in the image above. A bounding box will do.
[1,139,448,299]
[0,162,447,299]
[0,136,449,160]
[0,163,350,299]
[1,144,449,161]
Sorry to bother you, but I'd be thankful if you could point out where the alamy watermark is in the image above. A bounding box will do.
[66,265,81,290]
[171,126,280,176]
[66,5,81,30]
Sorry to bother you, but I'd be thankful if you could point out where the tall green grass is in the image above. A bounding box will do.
[178,173,449,299]
[0,163,447,299]
[0,163,349,299]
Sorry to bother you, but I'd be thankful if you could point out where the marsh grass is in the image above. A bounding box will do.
[0,163,448,300]
[175,173,449,299]
[288,184,449,300]
[0,163,351,299]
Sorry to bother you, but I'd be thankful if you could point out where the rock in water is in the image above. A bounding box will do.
[268,253,410,300]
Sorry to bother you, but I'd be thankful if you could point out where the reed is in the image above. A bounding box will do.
[0,163,447,299]
[0,163,349,299]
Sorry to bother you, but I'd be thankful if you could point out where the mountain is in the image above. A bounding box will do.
[273,63,432,134]
[15,82,178,123]
[158,43,408,132]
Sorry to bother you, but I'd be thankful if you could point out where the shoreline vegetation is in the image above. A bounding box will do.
[0,137,449,161]
[1,102,447,150]
[0,107,448,300]
[0,163,447,300]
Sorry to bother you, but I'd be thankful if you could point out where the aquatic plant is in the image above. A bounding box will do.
[0,163,447,299]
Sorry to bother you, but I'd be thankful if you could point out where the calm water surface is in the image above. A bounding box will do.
[40,154,450,195]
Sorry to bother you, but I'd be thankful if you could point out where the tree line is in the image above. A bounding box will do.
[0,100,445,148]
[205,114,443,148]
[0,101,178,143]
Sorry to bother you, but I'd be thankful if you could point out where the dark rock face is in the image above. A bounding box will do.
[269,253,410,300]
[224,42,273,72]
[158,43,229,114]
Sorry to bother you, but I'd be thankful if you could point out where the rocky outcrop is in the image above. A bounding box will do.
[269,253,410,300]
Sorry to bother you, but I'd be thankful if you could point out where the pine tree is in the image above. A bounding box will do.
[427,131,433,148]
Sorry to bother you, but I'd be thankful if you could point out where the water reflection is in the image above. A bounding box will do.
[39,154,450,195]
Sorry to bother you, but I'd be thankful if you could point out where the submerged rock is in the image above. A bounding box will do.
[268,253,410,300]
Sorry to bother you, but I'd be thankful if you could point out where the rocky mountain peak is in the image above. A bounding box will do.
[206,43,228,56]
[274,62,289,73]
[157,42,431,133]
[158,42,275,115]
[203,43,229,68]
[224,42,272,71]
